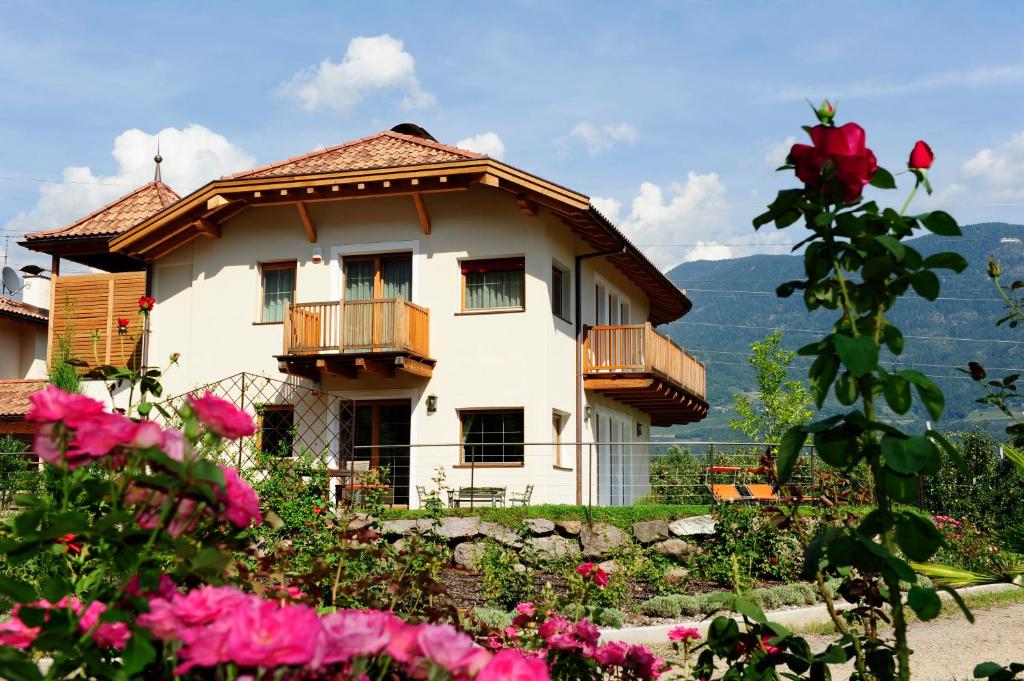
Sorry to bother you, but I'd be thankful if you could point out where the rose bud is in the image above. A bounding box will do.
[968,362,987,381]
[908,141,934,170]
[117,318,130,335]
[815,99,836,125]
[988,256,1001,279]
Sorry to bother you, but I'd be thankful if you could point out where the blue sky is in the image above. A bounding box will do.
[3,0,1024,274]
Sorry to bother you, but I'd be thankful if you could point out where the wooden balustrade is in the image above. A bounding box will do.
[284,297,430,358]
[583,323,706,400]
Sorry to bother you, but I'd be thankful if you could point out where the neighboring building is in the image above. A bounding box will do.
[21,124,708,507]
[0,296,49,438]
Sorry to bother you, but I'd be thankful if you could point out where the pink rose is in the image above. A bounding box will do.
[136,597,181,640]
[175,621,233,674]
[0,609,40,649]
[594,640,629,666]
[172,586,251,628]
[476,649,550,681]
[668,626,701,643]
[27,386,105,425]
[188,391,256,440]
[314,610,393,667]
[417,623,486,674]
[225,600,320,668]
[575,562,609,588]
[217,466,262,528]
[383,616,422,663]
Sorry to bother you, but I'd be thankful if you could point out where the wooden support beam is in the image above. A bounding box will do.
[395,356,433,378]
[355,357,394,378]
[194,218,221,239]
[412,193,431,235]
[206,194,231,210]
[516,195,538,217]
[479,173,500,188]
[316,359,357,379]
[296,202,317,243]
[583,378,654,390]
[278,360,319,381]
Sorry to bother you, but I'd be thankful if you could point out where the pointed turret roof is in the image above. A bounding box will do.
[24,181,180,242]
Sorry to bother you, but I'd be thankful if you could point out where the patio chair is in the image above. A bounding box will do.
[416,485,439,503]
[704,465,749,502]
[508,484,534,507]
[744,483,778,502]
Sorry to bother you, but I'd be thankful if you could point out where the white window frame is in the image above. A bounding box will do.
[551,259,572,323]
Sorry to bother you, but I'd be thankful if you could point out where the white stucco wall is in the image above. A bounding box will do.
[0,318,47,380]
[146,186,657,507]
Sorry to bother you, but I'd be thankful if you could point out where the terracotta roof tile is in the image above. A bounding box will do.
[0,297,48,324]
[24,181,180,242]
[226,131,484,180]
[0,380,45,419]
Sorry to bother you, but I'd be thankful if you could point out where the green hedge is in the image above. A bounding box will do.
[378,504,711,531]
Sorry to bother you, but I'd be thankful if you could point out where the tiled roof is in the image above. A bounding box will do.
[25,181,180,242]
[0,380,44,419]
[0,297,48,324]
[226,130,485,180]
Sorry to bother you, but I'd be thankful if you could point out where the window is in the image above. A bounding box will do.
[461,409,524,464]
[259,405,294,456]
[462,257,525,311]
[261,262,296,323]
[552,411,565,467]
[343,254,412,301]
[552,262,571,321]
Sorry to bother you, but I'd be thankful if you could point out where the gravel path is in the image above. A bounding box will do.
[651,602,1024,679]
[803,603,1024,680]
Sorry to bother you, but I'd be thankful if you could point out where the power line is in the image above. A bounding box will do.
[0,175,135,188]
[680,287,1006,302]
[701,359,978,380]
[686,347,1024,372]
[675,320,1024,345]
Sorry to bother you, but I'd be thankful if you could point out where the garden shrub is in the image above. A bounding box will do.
[473,606,513,631]
[480,539,533,609]
[649,447,709,505]
[638,595,681,618]
[921,432,1024,532]
[380,503,711,531]
[689,503,802,586]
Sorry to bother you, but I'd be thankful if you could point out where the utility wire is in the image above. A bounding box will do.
[675,320,1024,345]
[685,347,1024,372]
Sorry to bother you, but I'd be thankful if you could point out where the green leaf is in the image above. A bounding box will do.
[899,370,945,419]
[882,325,904,355]
[39,576,69,603]
[911,271,940,300]
[833,334,878,377]
[732,596,767,624]
[885,471,920,503]
[0,576,36,603]
[923,252,968,272]
[192,546,228,572]
[919,210,961,236]
[975,662,1004,678]
[835,370,859,405]
[875,235,906,260]
[894,512,943,562]
[883,374,912,414]
[907,585,941,620]
[808,353,838,408]
[881,435,938,475]
[937,585,975,624]
[121,632,156,675]
[137,402,153,416]
[777,428,807,484]
[869,167,896,189]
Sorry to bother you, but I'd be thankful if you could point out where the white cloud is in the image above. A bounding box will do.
[775,64,1024,101]
[6,125,253,267]
[960,131,1024,200]
[590,196,623,223]
[566,121,638,155]
[455,132,506,160]
[610,172,735,270]
[764,136,797,168]
[280,34,436,115]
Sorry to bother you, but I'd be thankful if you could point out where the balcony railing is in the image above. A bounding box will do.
[284,297,430,358]
[583,323,706,401]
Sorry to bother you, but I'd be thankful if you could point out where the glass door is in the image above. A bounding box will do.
[342,254,412,350]
[343,400,411,507]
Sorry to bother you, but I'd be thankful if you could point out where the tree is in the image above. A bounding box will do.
[729,330,812,442]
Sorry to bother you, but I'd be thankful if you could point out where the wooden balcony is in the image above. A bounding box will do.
[583,323,708,426]
[277,297,434,380]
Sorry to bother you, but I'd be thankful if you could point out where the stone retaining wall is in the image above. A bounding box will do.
[370,514,718,570]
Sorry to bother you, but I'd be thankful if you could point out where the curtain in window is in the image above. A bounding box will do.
[344,260,375,301]
[465,270,523,309]
[262,267,294,322]
[382,258,412,299]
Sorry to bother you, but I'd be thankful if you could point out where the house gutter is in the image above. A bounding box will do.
[574,244,626,506]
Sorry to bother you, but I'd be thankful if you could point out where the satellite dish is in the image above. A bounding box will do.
[1,266,24,295]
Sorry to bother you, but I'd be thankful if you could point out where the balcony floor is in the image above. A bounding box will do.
[277,350,435,382]
[584,372,708,427]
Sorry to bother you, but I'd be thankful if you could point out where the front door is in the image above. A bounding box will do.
[595,409,631,506]
[345,400,411,507]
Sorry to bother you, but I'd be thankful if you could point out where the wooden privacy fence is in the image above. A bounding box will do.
[48,271,147,370]
[284,297,430,358]
[583,323,706,400]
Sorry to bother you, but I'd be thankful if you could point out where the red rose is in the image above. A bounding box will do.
[116,318,130,335]
[908,140,934,170]
[56,533,83,554]
[789,122,878,202]
[138,296,155,313]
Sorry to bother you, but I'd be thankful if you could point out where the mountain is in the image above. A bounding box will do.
[658,223,1024,441]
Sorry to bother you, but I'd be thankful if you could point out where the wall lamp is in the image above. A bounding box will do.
[426,394,438,414]
[584,405,593,422]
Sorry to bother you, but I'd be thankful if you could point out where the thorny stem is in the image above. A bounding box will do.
[899,182,919,217]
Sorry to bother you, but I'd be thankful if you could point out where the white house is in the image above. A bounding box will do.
[22,124,707,508]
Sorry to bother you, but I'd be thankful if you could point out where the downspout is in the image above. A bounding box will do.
[574,245,625,505]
